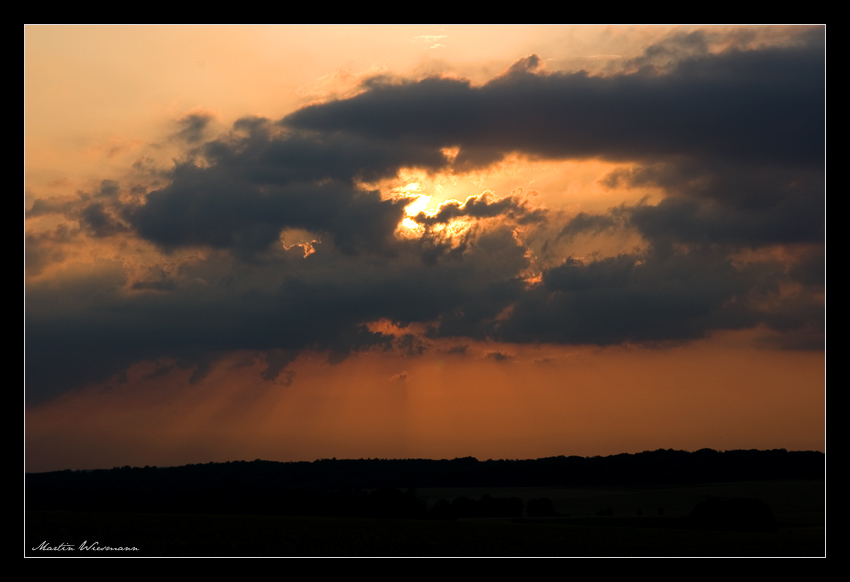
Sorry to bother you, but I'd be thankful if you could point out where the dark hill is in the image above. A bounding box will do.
[26,448,822,516]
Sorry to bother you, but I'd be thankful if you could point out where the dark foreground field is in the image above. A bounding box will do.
[26,480,824,557]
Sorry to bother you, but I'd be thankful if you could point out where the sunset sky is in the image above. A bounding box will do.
[25,25,825,473]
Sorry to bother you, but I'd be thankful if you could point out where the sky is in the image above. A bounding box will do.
[25,25,825,472]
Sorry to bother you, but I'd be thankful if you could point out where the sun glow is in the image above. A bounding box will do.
[400,192,433,232]
[405,193,431,216]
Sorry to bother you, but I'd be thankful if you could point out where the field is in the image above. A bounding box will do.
[26,480,824,557]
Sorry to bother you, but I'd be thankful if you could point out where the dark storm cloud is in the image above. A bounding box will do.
[568,157,824,248]
[25,31,825,403]
[26,223,531,402]
[491,245,821,347]
[628,193,823,247]
[45,32,822,259]
[125,121,448,256]
[285,35,824,168]
[205,120,448,184]
[128,171,409,256]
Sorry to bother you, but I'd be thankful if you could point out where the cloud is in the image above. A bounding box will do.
[491,244,823,347]
[26,196,80,219]
[25,220,533,402]
[25,179,131,248]
[25,30,825,403]
[595,158,825,248]
[558,208,627,241]
[174,112,216,144]
[262,349,298,385]
[124,121,447,257]
[80,202,129,238]
[285,34,823,168]
[25,226,75,276]
[412,191,546,228]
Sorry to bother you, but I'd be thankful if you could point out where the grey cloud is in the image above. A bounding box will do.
[25,32,825,404]
[623,29,713,73]
[396,333,428,357]
[142,363,177,381]
[25,196,78,219]
[582,157,824,248]
[205,124,447,185]
[789,247,825,288]
[629,193,823,247]
[543,255,634,292]
[186,353,216,384]
[27,181,121,219]
[95,180,120,198]
[502,54,542,76]
[125,123,448,256]
[494,245,818,346]
[128,172,409,256]
[26,217,822,403]
[26,223,530,402]
[285,34,823,167]
[261,349,298,383]
[27,180,130,245]
[80,202,129,238]
[175,113,215,144]
[558,209,627,241]
[413,192,546,227]
[125,33,823,257]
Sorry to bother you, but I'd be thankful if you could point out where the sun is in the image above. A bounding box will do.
[402,193,432,231]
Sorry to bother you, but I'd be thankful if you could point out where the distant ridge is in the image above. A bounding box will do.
[27,449,823,516]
